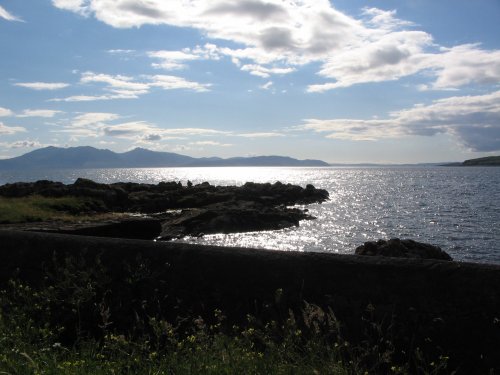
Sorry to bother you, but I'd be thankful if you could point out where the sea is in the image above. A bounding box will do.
[1,166,499,265]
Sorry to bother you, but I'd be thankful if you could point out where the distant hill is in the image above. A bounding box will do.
[0,146,329,170]
[462,156,500,166]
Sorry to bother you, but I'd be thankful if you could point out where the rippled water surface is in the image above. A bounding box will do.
[1,166,499,264]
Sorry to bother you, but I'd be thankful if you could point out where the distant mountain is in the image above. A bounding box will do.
[119,147,196,167]
[0,146,329,170]
[191,155,329,167]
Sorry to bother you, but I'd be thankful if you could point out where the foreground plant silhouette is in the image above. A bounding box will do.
[0,254,452,374]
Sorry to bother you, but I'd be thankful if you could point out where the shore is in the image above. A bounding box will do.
[0,178,329,240]
[1,229,499,373]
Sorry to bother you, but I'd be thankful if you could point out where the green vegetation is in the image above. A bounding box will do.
[0,195,110,223]
[0,254,451,374]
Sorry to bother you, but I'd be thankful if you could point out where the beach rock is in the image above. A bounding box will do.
[355,238,452,261]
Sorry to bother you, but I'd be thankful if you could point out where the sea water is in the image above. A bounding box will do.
[1,166,499,264]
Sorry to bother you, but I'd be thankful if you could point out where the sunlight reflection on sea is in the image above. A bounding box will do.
[1,166,499,264]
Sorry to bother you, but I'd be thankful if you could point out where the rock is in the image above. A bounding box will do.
[59,218,162,240]
[355,238,452,261]
[0,179,328,212]
[0,180,68,197]
[0,178,328,238]
[2,217,162,240]
[156,202,313,240]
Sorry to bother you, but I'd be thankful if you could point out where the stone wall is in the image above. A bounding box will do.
[0,229,499,372]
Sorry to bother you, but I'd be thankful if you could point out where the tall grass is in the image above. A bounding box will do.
[0,195,109,223]
[0,254,452,374]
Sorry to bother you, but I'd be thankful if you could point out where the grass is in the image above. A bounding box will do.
[0,195,114,224]
[0,253,452,375]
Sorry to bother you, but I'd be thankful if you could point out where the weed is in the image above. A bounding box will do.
[0,254,454,374]
[0,195,109,223]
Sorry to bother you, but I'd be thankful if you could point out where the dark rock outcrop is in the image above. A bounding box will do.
[355,238,452,261]
[1,217,162,240]
[157,202,312,240]
[0,179,328,210]
[0,179,329,239]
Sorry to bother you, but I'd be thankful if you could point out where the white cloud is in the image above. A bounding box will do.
[49,0,362,76]
[299,118,401,141]
[57,112,122,138]
[1,108,62,119]
[107,49,135,54]
[299,90,500,151]
[51,71,211,101]
[80,72,149,93]
[17,109,63,118]
[52,1,500,91]
[7,140,43,149]
[241,64,295,78]
[103,121,157,137]
[148,75,211,92]
[0,107,13,117]
[0,5,23,22]
[50,93,137,102]
[237,132,285,138]
[391,90,500,147]
[429,44,500,90]
[160,128,229,136]
[309,41,500,92]
[190,141,232,147]
[14,82,70,90]
[260,81,273,90]
[309,31,434,92]
[141,133,162,142]
[0,122,26,135]
[104,124,229,139]
[57,112,228,142]
[149,50,201,70]
[72,112,121,127]
[362,7,414,30]
[51,0,89,16]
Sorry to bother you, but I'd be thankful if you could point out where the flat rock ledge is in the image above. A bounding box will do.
[355,238,453,261]
[157,203,310,240]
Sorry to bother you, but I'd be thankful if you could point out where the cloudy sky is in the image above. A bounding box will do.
[1,0,499,163]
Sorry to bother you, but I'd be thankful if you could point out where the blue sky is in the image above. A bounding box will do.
[0,0,499,163]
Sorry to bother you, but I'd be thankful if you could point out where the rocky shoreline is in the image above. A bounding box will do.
[1,178,455,261]
[0,178,329,240]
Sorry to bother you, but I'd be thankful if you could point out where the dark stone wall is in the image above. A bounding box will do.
[1,229,499,372]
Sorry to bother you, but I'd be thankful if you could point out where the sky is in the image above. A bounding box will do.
[0,0,499,164]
